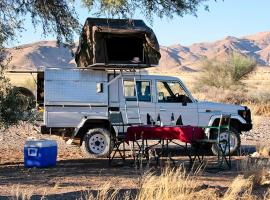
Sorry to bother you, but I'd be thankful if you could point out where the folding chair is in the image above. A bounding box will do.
[108,111,128,164]
[194,114,232,170]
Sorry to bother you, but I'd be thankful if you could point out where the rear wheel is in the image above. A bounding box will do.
[81,128,113,158]
[211,129,241,156]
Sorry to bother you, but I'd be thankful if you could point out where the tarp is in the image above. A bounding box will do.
[75,18,161,69]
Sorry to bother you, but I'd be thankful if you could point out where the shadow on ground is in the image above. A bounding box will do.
[0,188,138,200]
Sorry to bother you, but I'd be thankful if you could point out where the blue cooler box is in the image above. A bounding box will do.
[24,139,57,168]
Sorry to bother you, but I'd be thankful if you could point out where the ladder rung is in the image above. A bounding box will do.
[125,104,139,107]
[128,117,140,120]
[121,71,141,124]
[126,107,139,110]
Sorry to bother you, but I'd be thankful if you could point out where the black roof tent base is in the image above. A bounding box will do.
[77,63,157,70]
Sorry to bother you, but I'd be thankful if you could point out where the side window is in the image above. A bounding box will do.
[137,81,151,102]
[157,81,191,103]
[124,80,151,102]
[124,81,136,101]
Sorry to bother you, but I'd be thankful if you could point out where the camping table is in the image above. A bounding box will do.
[126,125,205,167]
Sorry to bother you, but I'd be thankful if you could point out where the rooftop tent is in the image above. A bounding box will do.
[75,18,161,69]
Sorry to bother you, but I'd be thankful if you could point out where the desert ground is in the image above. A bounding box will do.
[0,117,270,199]
[0,117,269,199]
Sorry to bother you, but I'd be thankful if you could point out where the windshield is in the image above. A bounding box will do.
[157,81,193,103]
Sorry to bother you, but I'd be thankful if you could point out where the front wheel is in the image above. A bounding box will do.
[81,128,113,158]
[211,129,241,156]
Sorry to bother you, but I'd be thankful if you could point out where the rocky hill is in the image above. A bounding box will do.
[5,31,270,71]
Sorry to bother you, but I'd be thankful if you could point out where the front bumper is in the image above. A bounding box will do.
[238,107,252,132]
[240,123,253,132]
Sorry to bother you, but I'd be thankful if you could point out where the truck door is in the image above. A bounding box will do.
[120,79,155,125]
[155,80,198,126]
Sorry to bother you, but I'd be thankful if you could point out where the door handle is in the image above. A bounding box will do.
[160,108,166,111]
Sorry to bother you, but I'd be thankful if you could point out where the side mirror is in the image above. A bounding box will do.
[158,92,164,101]
[182,95,187,106]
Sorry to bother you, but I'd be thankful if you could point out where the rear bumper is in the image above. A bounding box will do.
[240,123,252,132]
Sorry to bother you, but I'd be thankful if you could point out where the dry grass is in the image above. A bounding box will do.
[79,183,121,200]
[238,151,270,188]
[7,165,270,200]
[10,185,34,200]
[256,145,270,157]
[76,166,270,200]
[249,103,270,117]
[223,175,255,200]
[136,168,200,200]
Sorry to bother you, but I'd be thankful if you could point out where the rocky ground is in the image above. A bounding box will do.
[0,117,269,199]
[0,122,84,164]
[242,116,270,145]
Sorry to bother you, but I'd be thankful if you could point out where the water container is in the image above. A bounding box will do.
[24,139,57,168]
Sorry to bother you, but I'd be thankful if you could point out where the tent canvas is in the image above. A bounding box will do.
[75,18,161,69]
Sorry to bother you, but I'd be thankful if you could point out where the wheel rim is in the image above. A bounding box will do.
[218,131,237,154]
[88,133,107,154]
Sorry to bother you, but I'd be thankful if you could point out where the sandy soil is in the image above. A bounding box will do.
[0,118,269,199]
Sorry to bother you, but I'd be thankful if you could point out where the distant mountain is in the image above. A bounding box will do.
[5,41,76,71]
[158,32,270,72]
[5,31,270,71]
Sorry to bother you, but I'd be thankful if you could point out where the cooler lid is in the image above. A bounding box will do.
[24,139,57,148]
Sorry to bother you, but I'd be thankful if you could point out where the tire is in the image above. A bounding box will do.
[211,128,241,156]
[81,128,113,158]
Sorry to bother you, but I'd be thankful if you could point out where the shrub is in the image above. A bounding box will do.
[197,53,256,89]
[0,51,35,129]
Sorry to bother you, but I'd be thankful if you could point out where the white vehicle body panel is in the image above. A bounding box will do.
[43,68,250,132]
[44,68,108,127]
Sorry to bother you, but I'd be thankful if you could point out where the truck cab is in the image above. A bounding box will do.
[109,74,198,126]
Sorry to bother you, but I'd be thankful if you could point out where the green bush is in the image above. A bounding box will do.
[197,53,256,89]
[0,53,34,128]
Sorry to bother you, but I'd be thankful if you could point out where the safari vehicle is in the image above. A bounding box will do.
[41,67,252,157]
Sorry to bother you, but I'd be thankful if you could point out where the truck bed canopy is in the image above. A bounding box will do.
[75,18,161,69]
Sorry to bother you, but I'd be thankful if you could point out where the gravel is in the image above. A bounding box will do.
[0,122,83,164]
[241,117,270,144]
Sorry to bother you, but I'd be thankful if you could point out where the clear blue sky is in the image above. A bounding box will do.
[10,0,270,47]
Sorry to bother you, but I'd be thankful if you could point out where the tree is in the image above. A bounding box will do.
[0,0,80,46]
[1,0,209,46]
[197,53,256,89]
[82,0,209,20]
[0,48,36,129]
[0,0,81,128]
[0,0,209,127]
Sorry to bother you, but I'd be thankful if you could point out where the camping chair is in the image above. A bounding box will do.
[194,114,232,170]
[108,111,128,164]
[108,111,142,164]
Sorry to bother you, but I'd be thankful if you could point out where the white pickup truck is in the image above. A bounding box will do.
[41,68,252,157]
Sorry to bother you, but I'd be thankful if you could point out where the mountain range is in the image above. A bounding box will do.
[5,31,270,72]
